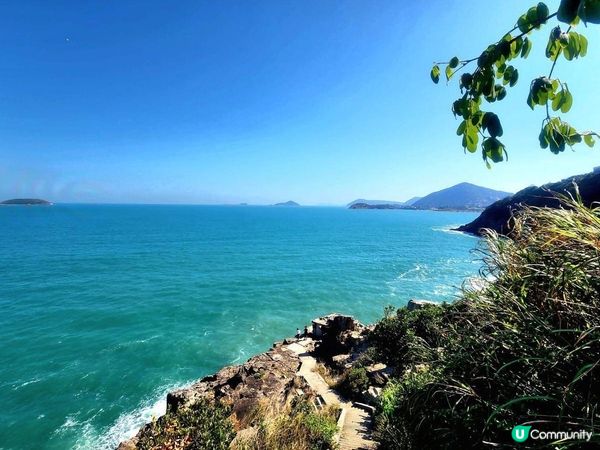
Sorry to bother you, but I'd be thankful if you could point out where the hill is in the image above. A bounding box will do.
[403,196,422,206]
[456,169,600,235]
[411,182,511,210]
[1,198,52,205]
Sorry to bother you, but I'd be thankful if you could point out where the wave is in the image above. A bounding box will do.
[70,381,189,450]
[431,225,479,238]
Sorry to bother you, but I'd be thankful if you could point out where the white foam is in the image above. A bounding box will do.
[72,382,189,450]
[431,225,479,238]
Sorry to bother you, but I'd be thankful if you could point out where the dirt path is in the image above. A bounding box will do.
[286,339,377,449]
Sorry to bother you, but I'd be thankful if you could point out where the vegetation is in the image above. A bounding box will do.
[232,398,339,450]
[431,1,599,165]
[336,366,370,401]
[136,398,235,450]
[372,197,600,448]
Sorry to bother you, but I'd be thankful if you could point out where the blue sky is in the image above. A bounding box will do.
[2,0,599,204]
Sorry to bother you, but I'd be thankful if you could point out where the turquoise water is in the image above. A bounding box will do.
[0,205,480,449]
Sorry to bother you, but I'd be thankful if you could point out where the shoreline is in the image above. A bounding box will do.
[117,314,383,450]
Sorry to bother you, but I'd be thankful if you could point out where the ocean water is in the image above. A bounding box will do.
[0,205,480,449]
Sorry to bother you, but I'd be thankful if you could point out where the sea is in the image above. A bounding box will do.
[0,204,481,449]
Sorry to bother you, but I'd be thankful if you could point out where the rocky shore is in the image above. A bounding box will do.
[117,313,391,450]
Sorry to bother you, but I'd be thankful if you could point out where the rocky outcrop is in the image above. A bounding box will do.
[118,343,302,449]
[117,314,365,450]
[456,169,600,236]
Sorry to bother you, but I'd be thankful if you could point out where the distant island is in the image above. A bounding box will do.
[1,198,52,206]
[350,203,414,210]
[349,183,511,211]
[347,197,421,208]
[273,200,300,207]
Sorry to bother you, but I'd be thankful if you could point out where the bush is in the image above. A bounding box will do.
[375,198,600,449]
[136,398,235,450]
[336,366,369,400]
[232,398,339,450]
[369,302,448,374]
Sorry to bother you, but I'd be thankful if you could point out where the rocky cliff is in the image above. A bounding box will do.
[456,169,600,235]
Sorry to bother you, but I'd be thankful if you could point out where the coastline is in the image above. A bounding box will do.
[117,314,381,450]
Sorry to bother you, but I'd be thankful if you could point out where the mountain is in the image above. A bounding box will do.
[456,169,600,236]
[1,198,52,205]
[273,200,300,207]
[347,199,406,207]
[411,183,511,210]
[403,196,422,206]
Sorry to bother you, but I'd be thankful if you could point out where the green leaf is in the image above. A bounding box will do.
[509,69,519,87]
[456,120,466,136]
[430,65,440,84]
[445,65,453,81]
[561,90,573,113]
[517,14,530,33]
[579,0,600,24]
[449,56,459,68]
[552,90,564,111]
[465,123,479,152]
[584,134,596,147]
[521,37,532,58]
[579,34,588,56]
[558,0,583,24]
[486,113,503,138]
[527,6,540,27]
[537,2,550,22]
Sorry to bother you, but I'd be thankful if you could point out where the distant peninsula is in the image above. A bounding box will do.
[349,183,511,212]
[273,200,300,206]
[350,203,414,210]
[1,198,52,205]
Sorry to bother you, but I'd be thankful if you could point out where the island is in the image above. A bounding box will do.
[1,198,52,205]
[273,200,300,206]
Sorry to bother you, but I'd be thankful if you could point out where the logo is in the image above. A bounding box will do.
[512,425,532,443]
[511,425,592,443]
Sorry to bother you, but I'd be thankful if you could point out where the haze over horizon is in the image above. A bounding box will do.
[3,1,600,205]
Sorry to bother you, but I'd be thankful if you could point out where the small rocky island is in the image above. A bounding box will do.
[273,200,300,206]
[1,198,52,205]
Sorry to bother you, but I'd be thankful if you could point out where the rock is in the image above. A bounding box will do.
[456,170,600,236]
[407,299,439,311]
[119,345,301,449]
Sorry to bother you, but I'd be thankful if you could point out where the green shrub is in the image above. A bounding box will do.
[337,366,369,400]
[136,398,235,450]
[375,198,600,449]
[369,302,448,374]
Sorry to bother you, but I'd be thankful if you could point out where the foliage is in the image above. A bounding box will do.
[369,303,448,374]
[336,366,370,400]
[373,197,600,448]
[431,1,599,166]
[136,398,235,450]
[233,398,339,450]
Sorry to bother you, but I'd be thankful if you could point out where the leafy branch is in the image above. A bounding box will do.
[430,1,600,167]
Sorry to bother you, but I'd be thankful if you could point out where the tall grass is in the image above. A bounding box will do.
[373,197,600,449]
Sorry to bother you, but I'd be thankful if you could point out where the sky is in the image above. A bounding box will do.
[1,0,599,205]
